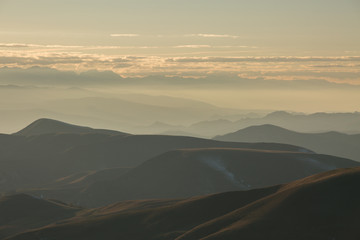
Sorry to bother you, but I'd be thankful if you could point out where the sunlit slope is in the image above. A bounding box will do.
[7,167,360,240]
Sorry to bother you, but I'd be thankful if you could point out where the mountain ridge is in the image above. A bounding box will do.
[214,124,360,161]
[75,147,359,207]
[13,118,129,136]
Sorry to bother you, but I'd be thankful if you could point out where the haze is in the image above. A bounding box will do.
[0,0,359,133]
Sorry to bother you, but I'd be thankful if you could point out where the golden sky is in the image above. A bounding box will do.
[0,0,359,82]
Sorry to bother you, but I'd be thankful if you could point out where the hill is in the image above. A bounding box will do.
[0,120,311,193]
[20,167,132,205]
[13,118,128,136]
[4,189,279,240]
[214,124,360,161]
[77,148,359,207]
[7,167,360,240]
[177,167,360,240]
[0,194,80,239]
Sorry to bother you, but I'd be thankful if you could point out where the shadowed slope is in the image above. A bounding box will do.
[78,148,359,207]
[0,194,80,239]
[215,124,360,161]
[49,167,131,189]
[21,167,131,204]
[0,132,127,192]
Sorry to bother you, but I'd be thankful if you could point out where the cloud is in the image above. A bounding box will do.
[0,43,160,52]
[110,58,131,63]
[0,42,258,52]
[189,34,240,39]
[110,34,140,37]
[167,56,360,63]
[174,45,211,49]
[217,45,257,49]
[0,55,84,65]
[108,33,241,39]
[0,43,83,49]
[113,63,132,69]
[0,43,31,48]
[83,46,158,50]
[0,49,359,84]
[309,64,356,68]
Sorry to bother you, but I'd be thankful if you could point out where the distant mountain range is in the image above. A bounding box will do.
[2,67,359,90]
[178,111,360,137]
[1,67,360,137]
[214,124,360,162]
[136,111,360,138]
[1,67,359,136]
[4,167,360,240]
[0,92,250,134]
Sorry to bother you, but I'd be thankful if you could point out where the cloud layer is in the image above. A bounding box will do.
[0,42,359,84]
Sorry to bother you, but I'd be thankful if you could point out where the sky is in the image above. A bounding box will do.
[0,0,359,133]
[0,0,359,80]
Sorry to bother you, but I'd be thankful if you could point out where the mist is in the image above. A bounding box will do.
[0,67,359,135]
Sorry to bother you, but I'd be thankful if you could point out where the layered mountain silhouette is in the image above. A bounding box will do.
[183,111,360,137]
[0,119,311,193]
[2,118,360,239]
[214,124,360,161]
[5,167,360,240]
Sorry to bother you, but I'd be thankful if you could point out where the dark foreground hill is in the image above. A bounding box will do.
[177,167,360,240]
[6,167,360,240]
[0,194,81,239]
[214,124,360,161]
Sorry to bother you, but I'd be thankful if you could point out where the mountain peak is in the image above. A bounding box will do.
[13,118,129,137]
[244,124,287,130]
[214,124,296,140]
[265,111,294,118]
